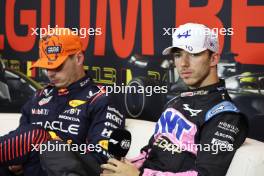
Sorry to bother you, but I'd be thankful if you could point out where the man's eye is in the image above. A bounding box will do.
[173,53,181,58]
[190,51,205,57]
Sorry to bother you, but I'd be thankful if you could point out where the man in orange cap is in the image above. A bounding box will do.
[0,28,125,176]
[32,28,85,87]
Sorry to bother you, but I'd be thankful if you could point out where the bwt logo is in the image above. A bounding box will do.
[155,109,195,141]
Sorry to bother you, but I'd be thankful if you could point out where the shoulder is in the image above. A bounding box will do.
[164,94,181,109]
[85,85,108,104]
[205,101,240,122]
[22,84,54,109]
[204,101,248,133]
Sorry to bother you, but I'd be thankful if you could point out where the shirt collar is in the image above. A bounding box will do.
[180,79,226,97]
[56,75,92,96]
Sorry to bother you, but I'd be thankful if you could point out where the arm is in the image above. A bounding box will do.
[195,113,248,176]
[19,100,32,126]
[85,93,125,164]
[102,134,199,176]
[19,85,53,127]
[101,159,198,176]
[129,135,155,169]
[0,125,50,165]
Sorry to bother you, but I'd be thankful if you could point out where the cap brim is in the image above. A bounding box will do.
[162,46,175,55]
[162,46,207,55]
[30,55,68,70]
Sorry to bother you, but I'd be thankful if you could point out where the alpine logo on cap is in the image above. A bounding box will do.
[177,29,191,39]
[46,46,61,54]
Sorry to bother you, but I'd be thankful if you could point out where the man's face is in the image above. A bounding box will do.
[46,55,78,88]
[173,49,214,89]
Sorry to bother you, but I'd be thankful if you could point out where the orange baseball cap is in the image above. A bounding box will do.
[31,28,83,69]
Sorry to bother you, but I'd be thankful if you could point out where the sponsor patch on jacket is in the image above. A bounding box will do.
[80,78,90,87]
[38,96,53,106]
[98,140,109,150]
[217,122,239,134]
[69,100,86,107]
[48,131,62,140]
[154,108,197,141]
[31,108,49,115]
[211,138,233,151]
[205,101,239,122]
[182,104,202,117]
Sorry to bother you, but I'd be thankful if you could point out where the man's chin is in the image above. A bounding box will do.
[182,77,193,84]
[182,78,199,88]
[54,83,65,88]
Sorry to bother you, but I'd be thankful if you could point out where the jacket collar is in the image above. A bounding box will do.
[56,75,92,96]
[180,79,226,97]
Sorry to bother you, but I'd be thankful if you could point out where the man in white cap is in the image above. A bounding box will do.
[100,23,248,176]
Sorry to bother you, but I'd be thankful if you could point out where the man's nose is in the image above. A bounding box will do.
[179,54,190,67]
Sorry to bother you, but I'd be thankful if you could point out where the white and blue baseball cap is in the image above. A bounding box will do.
[162,23,219,55]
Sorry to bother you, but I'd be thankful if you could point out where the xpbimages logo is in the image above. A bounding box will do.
[162,27,234,36]
[30,25,102,38]
[103,83,168,96]
[31,141,101,154]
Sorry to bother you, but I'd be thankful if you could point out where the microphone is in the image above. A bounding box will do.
[108,128,132,160]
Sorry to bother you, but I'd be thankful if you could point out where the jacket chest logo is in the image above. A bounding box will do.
[182,104,202,117]
[31,108,49,115]
[38,96,53,106]
[155,108,197,141]
[69,100,86,107]
[63,108,82,116]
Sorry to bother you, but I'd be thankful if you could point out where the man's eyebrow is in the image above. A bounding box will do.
[171,51,182,55]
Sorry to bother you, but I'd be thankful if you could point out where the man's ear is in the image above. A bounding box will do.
[210,53,220,67]
[75,52,84,66]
